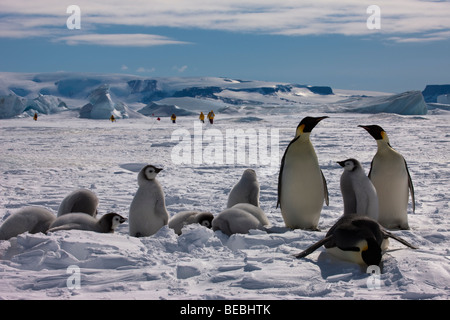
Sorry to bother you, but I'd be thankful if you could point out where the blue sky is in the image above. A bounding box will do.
[1,0,449,93]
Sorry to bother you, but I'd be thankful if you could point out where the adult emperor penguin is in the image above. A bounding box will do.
[0,206,56,240]
[294,215,417,266]
[227,169,260,208]
[338,158,379,221]
[57,189,99,217]
[47,212,126,233]
[129,165,169,237]
[212,203,270,236]
[168,211,214,235]
[277,116,329,230]
[359,125,415,230]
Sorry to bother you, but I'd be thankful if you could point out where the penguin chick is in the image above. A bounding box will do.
[212,203,270,236]
[0,206,56,240]
[338,158,379,221]
[358,125,415,230]
[168,211,214,235]
[47,212,126,233]
[227,169,260,208]
[57,188,99,217]
[294,215,417,266]
[277,116,329,230]
[129,165,169,237]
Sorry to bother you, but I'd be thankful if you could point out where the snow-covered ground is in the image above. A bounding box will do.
[0,107,449,301]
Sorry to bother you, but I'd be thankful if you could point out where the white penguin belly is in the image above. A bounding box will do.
[326,247,365,265]
[280,143,324,229]
[371,161,409,229]
[129,187,168,237]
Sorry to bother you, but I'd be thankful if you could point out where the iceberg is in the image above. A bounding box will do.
[0,93,68,119]
[79,84,134,119]
[137,102,195,117]
[346,91,428,115]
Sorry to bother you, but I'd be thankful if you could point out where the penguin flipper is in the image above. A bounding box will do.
[294,235,333,259]
[382,230,418,249]
[321,170,329,206]
[404,159,416,213]
[47,223,82,233]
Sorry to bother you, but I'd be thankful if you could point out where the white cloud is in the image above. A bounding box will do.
[1,0,449,43]
[121,65,128,71]
[173,65,188,73]
[55,33,190,46]
[136,67,156,73]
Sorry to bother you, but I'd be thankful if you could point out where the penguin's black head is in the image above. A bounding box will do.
[337,158,359,172]
[361,237,382,266]
[196,212,215,229]
[99,212,127,233]
[358,125,386,141]
[143,165,163,180]
[296,116,328,135]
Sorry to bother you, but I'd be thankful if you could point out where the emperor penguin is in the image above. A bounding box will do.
[47,212,126,233]
[359,125,415,230]
[57,189,99,217]
[294,215,417,266]
[0,206,56,240]
[338,158,379,221]
[277,116,329,230]
[129,165,169,237]
[212,203,270,236]
[227,169,260,208]
[168,211,214,235]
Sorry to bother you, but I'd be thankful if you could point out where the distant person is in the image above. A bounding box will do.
[171,113,176,123]
[199,112,205,123]
[110,115,116,122]
[33,112,38,121]
[207,110,215,124]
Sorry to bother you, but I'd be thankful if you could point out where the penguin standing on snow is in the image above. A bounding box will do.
[129,165,169,237]
[277,116,329,230]
[227,168,260,208]
[338,158,379,221]
[294,215,417,266]
[359,125,415,230]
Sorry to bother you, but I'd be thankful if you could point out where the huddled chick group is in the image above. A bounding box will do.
[0,116,418,266]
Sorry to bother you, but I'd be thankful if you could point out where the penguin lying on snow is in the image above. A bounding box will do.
[212,203,270,236]
[57,188,99,217]
[359,125,415,230]
[47,212,126,233]
[227,169,260,208]
[338,158,379,221]
[277,116,329,230]
[0,206,56,240]
[168,211,214,235]
[294,215,418,266]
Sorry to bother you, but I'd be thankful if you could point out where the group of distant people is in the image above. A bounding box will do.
[33,110,216,124]
[171,110,215,124]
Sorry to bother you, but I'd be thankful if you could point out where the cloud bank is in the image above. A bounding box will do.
[1,0,449,45]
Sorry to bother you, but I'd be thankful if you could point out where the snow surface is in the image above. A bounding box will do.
[0,106,449,300]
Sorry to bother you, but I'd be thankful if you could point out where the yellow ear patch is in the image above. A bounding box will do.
[362,245,369,251]
[296,124,305,136]
[381,131,387,140]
